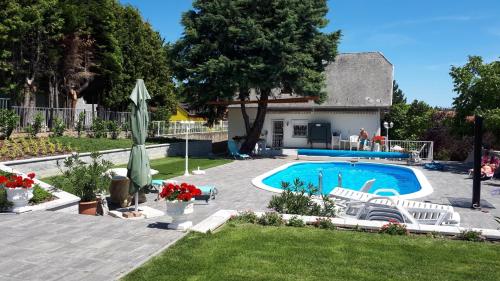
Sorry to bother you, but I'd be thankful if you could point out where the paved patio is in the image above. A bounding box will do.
[1,156,499,280]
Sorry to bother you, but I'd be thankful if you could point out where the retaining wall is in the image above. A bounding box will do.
[1,140,212,177]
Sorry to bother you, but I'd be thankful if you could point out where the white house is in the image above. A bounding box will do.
[227,52,394,149]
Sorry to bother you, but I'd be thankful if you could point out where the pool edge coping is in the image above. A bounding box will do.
[251,160,434,200]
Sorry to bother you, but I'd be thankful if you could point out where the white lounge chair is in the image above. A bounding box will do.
[342,197,456,226]
[409,144,427,164]
[330,187,460,226]
[359,179,376,193]
[349,135,359,150]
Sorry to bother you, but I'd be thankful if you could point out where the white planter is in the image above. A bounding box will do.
[374,143,381,152]
[6,188,33,213]
[166,200,195,231]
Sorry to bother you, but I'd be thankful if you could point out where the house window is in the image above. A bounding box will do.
[292,121,308,138]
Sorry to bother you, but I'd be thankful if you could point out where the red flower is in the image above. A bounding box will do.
[1,173,35,188]
[27,172,35,179]
[159,182,202,202]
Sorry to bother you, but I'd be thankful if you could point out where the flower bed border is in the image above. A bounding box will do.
[0,164,80,213]
[192,210,500,241]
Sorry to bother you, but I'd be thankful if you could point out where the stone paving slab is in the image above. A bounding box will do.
[1,156,499,281]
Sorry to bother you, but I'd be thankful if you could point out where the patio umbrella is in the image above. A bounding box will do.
[127,79,152,211]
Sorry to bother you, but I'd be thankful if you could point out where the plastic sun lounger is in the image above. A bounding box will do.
[228,140,251,160]
[341,197,456,226]
[330,187,460,226]
[194,185,218,203]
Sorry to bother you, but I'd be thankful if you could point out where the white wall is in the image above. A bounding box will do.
[228,108,381,148]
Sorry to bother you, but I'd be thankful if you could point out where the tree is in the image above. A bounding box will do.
[171,0,340,153]
[392,80,406,104]
[0,0,63,107]
[109,5,176,112]
[451,56,500,124]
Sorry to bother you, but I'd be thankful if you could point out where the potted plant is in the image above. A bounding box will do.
[0,172,35,212]
[159,182,201,230]
[372,135,385,152]
[55,152,112,215]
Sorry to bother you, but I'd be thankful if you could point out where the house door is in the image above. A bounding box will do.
[272,120,284,148]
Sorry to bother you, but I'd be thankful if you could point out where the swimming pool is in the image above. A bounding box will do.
[252,161,433,199]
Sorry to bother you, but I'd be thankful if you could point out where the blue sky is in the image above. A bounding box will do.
[120,0,500,107]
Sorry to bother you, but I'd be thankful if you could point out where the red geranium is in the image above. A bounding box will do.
[0,172,35,189]
[159,182,202,202]
[372,135,385,145]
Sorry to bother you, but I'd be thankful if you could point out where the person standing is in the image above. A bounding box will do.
[359,128,369,150]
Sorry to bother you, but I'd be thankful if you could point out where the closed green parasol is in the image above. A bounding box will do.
[127,79,152,211]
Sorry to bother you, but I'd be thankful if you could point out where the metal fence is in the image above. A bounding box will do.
[11,106,131,131]
[0,98,9,109]
[386,140,434,160]
[150,120,228,137]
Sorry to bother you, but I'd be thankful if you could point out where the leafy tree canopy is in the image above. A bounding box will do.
[171,0,340,151]
[451,56,500,120]
[0,0,176,114]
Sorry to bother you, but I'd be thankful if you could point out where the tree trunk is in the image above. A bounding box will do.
[239,88,251,135]
[239,88,269,153]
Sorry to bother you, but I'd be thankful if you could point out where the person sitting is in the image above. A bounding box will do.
[469,152,498,179]
[358,128,369,150]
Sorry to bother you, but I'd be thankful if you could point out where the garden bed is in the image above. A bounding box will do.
[0,136,173,161]
[0,164,80,213]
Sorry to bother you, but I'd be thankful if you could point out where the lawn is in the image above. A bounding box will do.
[49,136,169,153]
[147,157,232,180]
[123,224,500,281]
[42,156,232,193]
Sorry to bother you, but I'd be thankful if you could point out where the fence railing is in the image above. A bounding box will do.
[150,120,228,137]
[0,98,10,109]
[11,106,131,131]
[386,140,434,160]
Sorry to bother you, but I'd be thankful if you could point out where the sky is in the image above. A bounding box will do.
[120,0,500,107]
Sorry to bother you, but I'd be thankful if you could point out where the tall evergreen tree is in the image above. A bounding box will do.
[392,80,406,105]
[171,0,340,152]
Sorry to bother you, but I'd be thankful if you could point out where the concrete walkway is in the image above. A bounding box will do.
[1,156,499,281]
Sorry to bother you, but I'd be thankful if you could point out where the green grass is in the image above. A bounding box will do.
[147,157,232,180]
[123,224,500,281]
[41,157,232,193]
[49,136,167,153]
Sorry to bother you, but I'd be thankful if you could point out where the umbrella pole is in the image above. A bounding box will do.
[134,192,139,211]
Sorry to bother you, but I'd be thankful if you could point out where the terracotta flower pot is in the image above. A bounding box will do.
[79,200,98,215]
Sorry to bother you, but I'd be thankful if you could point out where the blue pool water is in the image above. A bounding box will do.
[262,162,422,196]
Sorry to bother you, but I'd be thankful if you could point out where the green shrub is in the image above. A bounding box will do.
[32,112,45,137]
[90,117,107,138]
[232,211,258,224]
[459,230,485,242]
[379,220,408,235]
[258,212,284,226]
[76,112,86,137]
[107,120,120,139]
[313,218,336,230]
[0,187,12,211]
[268,179,336,217]
[121,122,130,137]
[54,152,112,202]
[30,184,53,204]
[0,109,19,139]
[51,117,65,137]
[286,216,305,227]
[152,106,171,121]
